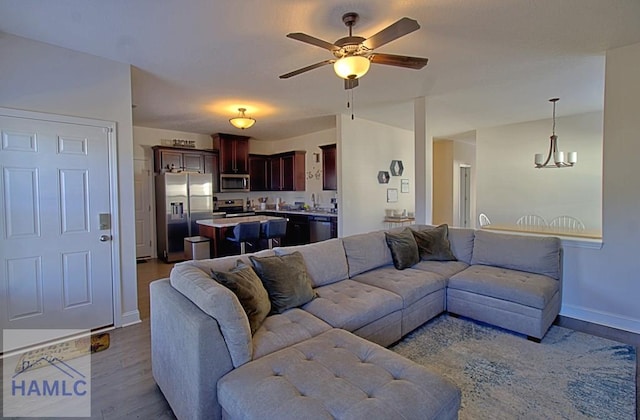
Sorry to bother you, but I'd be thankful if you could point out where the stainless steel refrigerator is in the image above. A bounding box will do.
[155,172,213,262]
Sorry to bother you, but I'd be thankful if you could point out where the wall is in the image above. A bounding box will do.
[338,115,416,237]
[476,112,603,230]
[452,139,476,228]
[433,140,454,225]
[433,139,476,227]
[0,34,139,326]
[559,42,640,333]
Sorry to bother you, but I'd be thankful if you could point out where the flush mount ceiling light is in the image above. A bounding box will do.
[534,98,577,168]
[229,108,256,130]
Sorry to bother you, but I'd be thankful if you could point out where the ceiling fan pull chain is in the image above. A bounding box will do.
[351,90,355,120]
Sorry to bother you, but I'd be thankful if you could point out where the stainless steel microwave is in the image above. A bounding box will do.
[220,174,250,192]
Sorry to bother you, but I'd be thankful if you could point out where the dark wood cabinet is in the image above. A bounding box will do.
[269,156,282,191]
[249,154,269,191]
[269,151,306,191]
[153,146,217,178]
[183,152,204,173]
[212,133,249,174]
[204,153,219,191]
[320,144,337,190]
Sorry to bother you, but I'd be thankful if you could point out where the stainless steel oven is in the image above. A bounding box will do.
[220,174,250,192]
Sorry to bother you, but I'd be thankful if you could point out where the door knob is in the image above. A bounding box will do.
[99,235,111,242]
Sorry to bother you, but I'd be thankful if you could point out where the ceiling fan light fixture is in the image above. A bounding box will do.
[229,108,256,130]
[333,56,370,79]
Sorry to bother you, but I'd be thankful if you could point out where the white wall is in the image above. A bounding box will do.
[559,42,640,333]
[476,112,603,230]
[338,115,416,236]
[0,34,139,326]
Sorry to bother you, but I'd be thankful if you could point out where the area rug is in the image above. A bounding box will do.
[14,332,110,373]
[390,315,636,419]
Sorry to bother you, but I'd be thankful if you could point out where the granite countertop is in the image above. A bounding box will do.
[197,215,286,228]
[257,209,338,218]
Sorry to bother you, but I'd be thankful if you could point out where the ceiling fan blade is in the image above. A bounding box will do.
[279,60,334,79]
[370,53,428,69]
[344,78,359,90]
[286,33,340,51]
[363,17,420,50]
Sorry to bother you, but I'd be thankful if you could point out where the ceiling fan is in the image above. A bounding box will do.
[280,12,429,90]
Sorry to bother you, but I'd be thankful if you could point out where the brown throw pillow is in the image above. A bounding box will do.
[211,262,271,335]
[249,251,317,314]
[384,227,420,270]
[412,224,457,261]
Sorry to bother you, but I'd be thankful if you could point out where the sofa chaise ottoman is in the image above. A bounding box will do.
[218,328,460,419]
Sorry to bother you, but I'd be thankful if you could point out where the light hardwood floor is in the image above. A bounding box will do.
[6,259,636,419]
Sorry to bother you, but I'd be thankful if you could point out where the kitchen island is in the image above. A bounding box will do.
[256,209,337,245]
[197,215,286,257]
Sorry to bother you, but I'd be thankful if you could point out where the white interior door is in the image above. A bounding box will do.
[134,158,153,259]
[0,115,114,337]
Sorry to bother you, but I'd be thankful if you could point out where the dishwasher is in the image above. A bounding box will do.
[309,216,332,243]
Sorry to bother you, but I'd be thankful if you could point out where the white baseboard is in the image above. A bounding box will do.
[119,310,141,327]
[560,304,640,334]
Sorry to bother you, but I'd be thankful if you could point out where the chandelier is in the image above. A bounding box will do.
[534,98,577,168]
[229,108,256,130]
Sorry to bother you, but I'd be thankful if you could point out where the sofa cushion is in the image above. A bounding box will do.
[274,238,349,287]
[412,224,457,262]
[384,228,420,270]
[252,309,331,359]
[188,249,275,274]
[412,260,469,279]
[303,279,403,331]
[351,266,446,308]
[342,231,393,277]
[218,328,461,420]
[448,265,559,309]
[447,227,475,264]
[170,263,252,368]
[250,252,317,314]
[470,230,561,279]
[211,263,271,335]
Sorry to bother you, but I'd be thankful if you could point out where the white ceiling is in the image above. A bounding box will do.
[2,0,640,141]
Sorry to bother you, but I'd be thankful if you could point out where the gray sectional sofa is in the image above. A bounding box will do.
[150,225,562,420]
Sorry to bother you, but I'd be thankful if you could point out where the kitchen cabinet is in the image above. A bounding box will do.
[153,146,218,177]
[212,133,249,174]
[269,151,306,191]
[320,144,337,190]
[183,152,204,172]
[249,154,269,191]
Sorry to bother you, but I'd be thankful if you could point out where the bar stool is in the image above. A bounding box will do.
[261,219,288,249]
[226,221,261,254]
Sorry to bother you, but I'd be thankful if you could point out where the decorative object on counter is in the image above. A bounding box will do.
[387,188,398,203]
[257,196,268,210]
[377,170,390,184]
[534,98,577,168]
[229,107,256,130]
[401,178,409,193]
[390,160,404,176]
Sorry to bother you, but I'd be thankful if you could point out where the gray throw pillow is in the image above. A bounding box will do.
[249,252,317,314]
[211,263,271,335]
[384,227,420,270]
[412,224,457,261]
